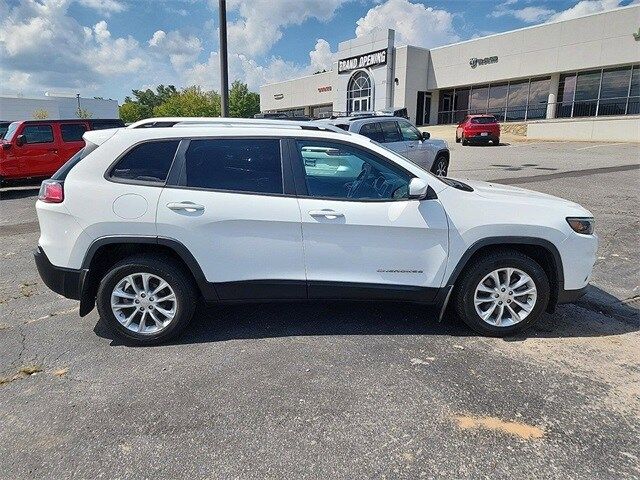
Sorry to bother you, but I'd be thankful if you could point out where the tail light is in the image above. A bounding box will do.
[38,180,64,203]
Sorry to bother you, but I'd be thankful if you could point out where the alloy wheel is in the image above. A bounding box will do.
[110,273,177,334]
[473,267,537,327]
[434,159,447,176]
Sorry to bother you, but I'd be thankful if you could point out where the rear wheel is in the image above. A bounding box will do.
[96,255,197,345]
[452,250,549,336]
[461,136,468,146]
[455,134,461,143]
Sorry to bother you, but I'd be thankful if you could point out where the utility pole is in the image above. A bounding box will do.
[219,0,229,117]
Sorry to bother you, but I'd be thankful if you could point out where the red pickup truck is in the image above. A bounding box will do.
[0,119,124,186]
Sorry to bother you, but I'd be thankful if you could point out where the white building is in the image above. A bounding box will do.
[260,5,640,141]
[0,94,119,121]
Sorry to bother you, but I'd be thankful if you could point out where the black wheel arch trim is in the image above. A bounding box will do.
[79,235,218,316]
[444,236,565,311]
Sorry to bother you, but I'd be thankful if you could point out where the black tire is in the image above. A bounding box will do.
[461,136,468,146]
[455,134,461,143]
[452,250,550,337]
[96,254,197,345]
[492,138,500,145]
[431,155,448,176]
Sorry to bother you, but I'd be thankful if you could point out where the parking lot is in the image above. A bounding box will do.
[1,140,638,479]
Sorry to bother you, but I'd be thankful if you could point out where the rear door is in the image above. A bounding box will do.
[157,137,306,300]
[291,138,449,300]
[378,120,407,156]
[58,122,89,167]
[17,123,59,177]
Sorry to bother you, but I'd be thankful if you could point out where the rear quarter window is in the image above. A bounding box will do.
[61,123,87,142]
[110,140,180,184]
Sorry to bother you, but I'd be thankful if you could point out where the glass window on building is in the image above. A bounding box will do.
[573,70,601,117]
[453,88,470,123]
[558,74,577,118]
[629,65,640,115]
[506,81,529,121]
[469,86,489,114]
[556,65,638,118]
[527,77,550,119]
[487,83,508,120]
[438,90,454,124]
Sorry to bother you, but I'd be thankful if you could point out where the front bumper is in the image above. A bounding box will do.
[34,246,86,300]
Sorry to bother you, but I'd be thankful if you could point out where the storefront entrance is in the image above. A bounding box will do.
[347,71,372,114]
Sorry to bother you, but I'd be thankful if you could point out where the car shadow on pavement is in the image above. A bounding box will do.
[95,286,638,347]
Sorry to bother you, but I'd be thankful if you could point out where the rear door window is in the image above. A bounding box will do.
[379,121,402,143]
[179,139,283,194]
[22,125,54,144]
[110,140,180,183]
[60,123,87,142]
[358,122,384,143]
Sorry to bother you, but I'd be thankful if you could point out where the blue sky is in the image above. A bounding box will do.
[0,0,636,102]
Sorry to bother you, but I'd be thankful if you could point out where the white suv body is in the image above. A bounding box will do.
[34,118,597,344]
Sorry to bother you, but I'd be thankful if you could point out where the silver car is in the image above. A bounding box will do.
[320,115,450,176]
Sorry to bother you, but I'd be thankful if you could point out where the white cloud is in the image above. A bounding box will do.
[549,0,624,22]
[225,0,347,56]
[149,29,203,69]
[490,0,627,24]
[355,0,459,48]
[76,0,126,16]
[0,0,147,95]
[309,39,334,73]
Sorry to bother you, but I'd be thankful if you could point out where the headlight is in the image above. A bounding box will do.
[566,217,594,235]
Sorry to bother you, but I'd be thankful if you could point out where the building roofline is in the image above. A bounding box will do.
[260,70,333,90]
[430,4,638,51]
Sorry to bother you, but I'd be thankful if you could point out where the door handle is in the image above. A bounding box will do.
[167,202,205,213]
[309,209,344,219]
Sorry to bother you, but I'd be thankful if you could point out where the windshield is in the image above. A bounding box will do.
[3,122,19,142]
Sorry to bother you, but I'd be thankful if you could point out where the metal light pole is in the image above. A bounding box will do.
[219,0,229,117]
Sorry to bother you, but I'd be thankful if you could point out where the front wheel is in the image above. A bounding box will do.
[96,255,197,345]
[452,250,550,337]
[431,156,448,176]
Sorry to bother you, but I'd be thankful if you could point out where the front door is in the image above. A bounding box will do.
[14,123,59,177]
[351,97,369,113]
[156,137,306,300]
[291,138,449,300]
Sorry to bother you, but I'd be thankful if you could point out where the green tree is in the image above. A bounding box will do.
[153,86,221,117]
[124,84,178,119]
[229,81,260,118]
[33,108,50,119]
[119,101,145,123]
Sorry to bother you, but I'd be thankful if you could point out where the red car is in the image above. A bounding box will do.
[455,115,501,146]
[0,119,123,186]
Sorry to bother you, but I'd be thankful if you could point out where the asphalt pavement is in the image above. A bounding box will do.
[0,140,638,479]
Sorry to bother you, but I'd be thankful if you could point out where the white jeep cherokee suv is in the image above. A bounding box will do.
[34,117,597,345]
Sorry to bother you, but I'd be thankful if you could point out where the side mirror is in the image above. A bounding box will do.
[15,135,25,147]
[421,131,430,140]
[408,178,429,199]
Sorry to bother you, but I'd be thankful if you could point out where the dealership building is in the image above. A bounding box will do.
[260,5,640,141]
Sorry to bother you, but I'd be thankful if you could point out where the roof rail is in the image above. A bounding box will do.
[127,117,348,134]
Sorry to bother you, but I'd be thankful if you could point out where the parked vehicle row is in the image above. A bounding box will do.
[0,118,124,185]
[34,117,596,345]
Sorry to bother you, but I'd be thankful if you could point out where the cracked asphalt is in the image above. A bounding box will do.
[0,140,638,479]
